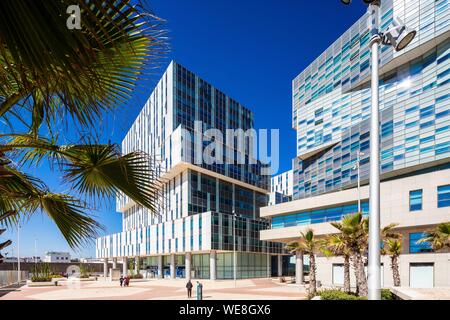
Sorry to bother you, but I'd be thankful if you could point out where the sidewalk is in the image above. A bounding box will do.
[0,278,307,300]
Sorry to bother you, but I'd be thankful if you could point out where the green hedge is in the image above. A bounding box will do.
[381,289,394,300]
[312,288,394,300]
[317,289,366,300]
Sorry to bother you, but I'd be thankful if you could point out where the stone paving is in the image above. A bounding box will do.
[0,278,308,300]
[391,287,450,300]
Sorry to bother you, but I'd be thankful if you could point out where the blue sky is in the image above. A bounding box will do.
[3,0,366,258]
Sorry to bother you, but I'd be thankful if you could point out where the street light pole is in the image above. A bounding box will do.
[354,151,364,213]
[341,0,416,301]
[17,223,21,286]
[232,210,237,288]
[368,1,381,301]
[34,237,38,265]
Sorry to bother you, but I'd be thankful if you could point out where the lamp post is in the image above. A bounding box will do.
[340,0,416,300]
[232,210,238,288]
[353,151,365,213]
[17,223,21,287]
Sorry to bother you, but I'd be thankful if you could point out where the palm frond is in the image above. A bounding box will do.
[2,135,162,213]
[62,144,161,211]
[0,162,102,248]
[0,0,167,130]
[25,193,103,248]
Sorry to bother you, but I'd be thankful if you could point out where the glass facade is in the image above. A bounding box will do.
[211,212,284,253]
[271,201,369,229]
[188,170,268,218]
[174,63,269,190]
[409,232,433,253]
[216,253,268,279]
[191,253,210,279]
[291,0,450,200]
[409,189,423,211]
[437,184,450,207]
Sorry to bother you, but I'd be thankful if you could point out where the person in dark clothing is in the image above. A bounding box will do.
[186,280,193,298]
[119,275,124,287]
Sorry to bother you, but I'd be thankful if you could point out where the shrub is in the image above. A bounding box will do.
[314,289,366,300]
[381,289,394,300]
[129,273,143,279]
[31,263,54,282]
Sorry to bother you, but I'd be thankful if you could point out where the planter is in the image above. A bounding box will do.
[129,278,150,283]
[27,279,58,287]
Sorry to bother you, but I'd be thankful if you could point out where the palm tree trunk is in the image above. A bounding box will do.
[351,254,359,294]
[391,255,401,287]
[355,253,368,297]
[343,254,351,293]
[309,253,317,296]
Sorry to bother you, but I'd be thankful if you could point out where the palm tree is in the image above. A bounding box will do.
[0,1,167,249]
[381,238,402,287]
[331,212,369,297]
[418,222,450,251]
[322,234,352,293]
[286,229,321,296]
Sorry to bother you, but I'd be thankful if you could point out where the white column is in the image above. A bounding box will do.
[295,252,304,286]
[170,254,175,279]
[112,258,117,269]
[158,255,163,279]
[122,257,128,276]
[277,255,282,277]
[135,256,140,274]
[185,253,191,281]
[210,251,216,280]
[103,258,108,279]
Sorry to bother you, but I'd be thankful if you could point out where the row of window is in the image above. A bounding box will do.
[409,184,450,211]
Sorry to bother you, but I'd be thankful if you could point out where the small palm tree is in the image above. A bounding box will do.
[331,212,369,297]
[418,222,450,251]
[381,238,402,287]
[322,234,352,293]
[286,229,321,296]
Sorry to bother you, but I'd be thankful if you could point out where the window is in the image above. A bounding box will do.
[409,190,423,211]
[437,185,450,208]
[409,233,433,253]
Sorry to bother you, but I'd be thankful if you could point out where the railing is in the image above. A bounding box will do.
[0,271,28,287]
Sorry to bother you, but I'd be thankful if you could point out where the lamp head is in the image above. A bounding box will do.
[340,0,352,4]
[384,17,416,51]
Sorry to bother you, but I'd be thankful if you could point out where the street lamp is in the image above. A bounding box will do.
[232,210,239,288]
[17,223,21,287]
[340,0,416,300]
[353,151,365,213]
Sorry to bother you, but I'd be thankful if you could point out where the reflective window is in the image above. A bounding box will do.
[437,185,450,208]
[409,233,433,253]
[409,190,423,211]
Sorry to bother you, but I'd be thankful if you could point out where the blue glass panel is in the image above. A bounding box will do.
[409,233,433,253]
[438,185,450,208]
[409,189,423,211]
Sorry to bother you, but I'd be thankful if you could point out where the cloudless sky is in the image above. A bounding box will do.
[3,0,366,259]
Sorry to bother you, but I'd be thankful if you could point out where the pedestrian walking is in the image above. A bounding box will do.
[119,275,124,287]
[186,279,193,298]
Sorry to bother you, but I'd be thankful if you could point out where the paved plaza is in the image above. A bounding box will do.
[0,278,308,300]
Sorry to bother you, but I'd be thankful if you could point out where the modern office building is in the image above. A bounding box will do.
[96,61,284,280]
[261,0,450,288]
[269,170,293,205]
